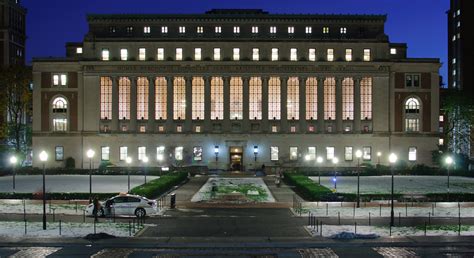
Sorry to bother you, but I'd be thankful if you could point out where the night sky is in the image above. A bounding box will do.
[23,0,449,83]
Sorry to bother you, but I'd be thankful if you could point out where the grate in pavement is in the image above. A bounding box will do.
[373,247,419,258]
[299,248,338,258]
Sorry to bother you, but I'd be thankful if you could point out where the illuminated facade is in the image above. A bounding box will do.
[32,9,440,169]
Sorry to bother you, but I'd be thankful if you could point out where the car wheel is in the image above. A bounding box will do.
[135,208,146,218]
[98,208,105,217]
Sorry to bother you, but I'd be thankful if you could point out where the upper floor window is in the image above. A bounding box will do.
[109,26,116,33]
[405,98,421,132]
[405,74,420,87]
[363,49,371,61]
[305,26,312,34]
[215,26,222,33]
[323,27,329,34]
[100,77,112,120]
[138,48,146,61]
[194,48,202,61]
[157,48,164,61]
[175,48,183,61]
[233,26,240,34]
[144,26,151,34]
[390,48,397,55]
[233,48,240,61]
[76,47,83,54]
[179,26,186,34]
[53,74,67,87]
[126,26,133,34]
[101,49,110,61]
[290,48,297,61]
[161,26,168,34]
[405,98,420,114]
[213,48,221,61]
[327,49,334,62]
[197,26,203,34]
[309,48,316,61]
[52,97,68,132]
[270,26,277,34]
[345,49,352,62]
[288,26,295,34]
[408,147,417,161]
[340,27,347,34]
[271,48,279,61]
[252,26,259,34]
[120,49,128,61]
[252,48,260,61]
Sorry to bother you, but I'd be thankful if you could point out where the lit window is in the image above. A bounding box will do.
[363,49,371,61]
[194,48,202,61]
[138,147,146,161]
[405,98,420,113]
[155,77,167,120]
[213,48,221,61]
[457,21,460,27]
[118,77,131,120]
[308,147,316,160]
[326,147,335,160]
[137,77,149,120]
[109,26,116,33]
[290,48,297,61]
[290,126,296,133]
[252,26,259,34]
[102,49,110,61]
[53,118,67,132]
[287,77,299,120]
[439,139,444,146]
[175,147,183,161]
[271,48,279,61]
[452,58,456,64]
[439,115,444,122]
[249,77,262,120]
[457,9,460,15]
[290,147,298,161]
[179,26,186,34]
[176,125,182,132]
[252,48,260,61]
[452,35,456,42]
[175,48,183,61]
[197,26,203,34]
[308,125,315,132]
[268,77,281,120]
[120,49,128,61]
[306,77,318,120]
[193,147,203,161]
[345,49,352,61]
[76,47,83,54]
[121,125,128,132]
[345,147,353,161]
[156,146,165,161]
[173,77,186,120]
[100,77,112,120]
[192,77,205,120]
[363,147,371,161]
[53,74,67,86]
[405,118,420,132]
[271,125,278,133]
[126,26,133,33]
[55,146,64,161]
[211,77,224,120]
[195,126,201,133]
[161,26,168,33]
[119,147,128,161]
[390,48,397,55]
[144,26,151,34]
[405,75,420,87]
[215,26,222,33]
[323,27,329,34]
[233,48,240,61]
[288,26,295,34]
[342,78,354,120]
[324,77,336,120]
[101,147,110,161]
[327,49,334,61]
[271,146,279,161]
[270,26,277,34]
[233,26,240,34]
[157,48,164,61]
[340,27,347,34]
[309,48,316,61]
[408,147,417,161]
[230,77,243,120]
[139,48,146,61]
[360,77,373,120]
[305,26,312,34]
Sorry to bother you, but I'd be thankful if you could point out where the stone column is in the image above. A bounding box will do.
[242,77,250,132]
[280,76,288,132]
[130,76,137,131]
[262,77,269,132]
[223,76,230,132]
[185,76,193,132]
[111,77,119,131]
[336,77,343,133]
[148,77,155,131]
[166,76,174,132]
[354,77,362,133]
[317,77,325,133]
[299,76,307,132]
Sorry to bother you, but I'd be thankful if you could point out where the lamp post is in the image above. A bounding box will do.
[142,156,149,184]
[377,152,382,166]
[332,157,339,191]
[86,149,95,203]
[254,146,258,162]
[388,153,398,227]
[39,151,48,230]
[355,150,363,208]
[317,156,323,185]
[9,156,18,191]
[445,156,454,191]
[126,157,132,192]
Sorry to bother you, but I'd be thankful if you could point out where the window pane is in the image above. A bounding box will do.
[271,146,279,161]
[345,147,353,161]
[342,78,354,120]
[306,77,318,120]
[249,77,262,120]
[173,77,186,120]
[230,77,243,120]
[363,147,371,161]
[290,147,298,161]
[155,77,167,120]
[120,49,128,61]
[193,147,202,161]
[324,77,336,120]
[157,48,164,60]
[175,147,183,161]
[175,48,183,61]
[192,77,205,120]
[119,147,128,161]
[101,147,110,161]
[139,48,146,61]
[360,77,373,120]
[326,147,335,160]
[156,146,165,161]
[268,77,281,120]
[211,77,224,120]
[408,147,417,161]
[138,146,146,161]
[308,147,316,160]
[55,146,64,161]
[118,77,131,120]
[100,77,112,120]
[137,77,149,120]
[287,77,299,120]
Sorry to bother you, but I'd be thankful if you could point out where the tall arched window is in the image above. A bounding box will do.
[192,77,205,120]
[287,77,299,120]
[249,77,262,120]
[230,77,243,120]
[305,77,317,120]
[404,97,421,132]
[268,77,281,120]
[52,97,68,132]
[342,77,354,120]
[136,77,149,120]
[211,77,224,120]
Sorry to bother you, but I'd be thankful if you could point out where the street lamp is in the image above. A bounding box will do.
[317,156,323,185]
[388,153,398,227]
[9,156,18,191]
[355,150,363,208]
[214,146,219,162]
[253,146,258,162]
[377,152,382,165]
[126,157,132,192]
[39,150,48,230]
[445,156,454,191]
[142,156,149,184]
[332,157,339,191]
[86,149,95,203]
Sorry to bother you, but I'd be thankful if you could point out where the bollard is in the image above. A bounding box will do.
[354,222,357,234]
[129,221,131,236]
[24,220,27,235]
[369,212,371,226]
[83,210,85,223]
[379,204,382,217]
[59,220,62,236]
[338,212,340,225]
[405,203,408,217]
[326,203,328,216]
[398,212,401,226]
[75,201,78,213]
[424,222,427,236]
[94,220,96,234]
[353,203,356,218]
[428,212,431,225]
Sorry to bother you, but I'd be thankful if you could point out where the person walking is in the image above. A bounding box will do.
[92,196,101,222]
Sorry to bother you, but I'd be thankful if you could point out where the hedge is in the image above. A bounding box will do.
[283,172,334,201]
[129,171,188,199]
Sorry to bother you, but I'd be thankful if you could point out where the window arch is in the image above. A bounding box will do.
[51,96,68,132]
[405,98,420,114]
[404,97,421,132]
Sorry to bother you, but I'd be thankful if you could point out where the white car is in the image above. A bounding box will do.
[85,194,157,218]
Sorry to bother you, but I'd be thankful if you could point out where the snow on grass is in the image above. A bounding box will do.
[309,176,474,194]
[191,178,275,203]
[306,224,474,238]
[0,221,138,238]
[0,201,86,215]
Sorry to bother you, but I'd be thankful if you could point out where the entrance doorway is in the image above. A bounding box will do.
[229,146,243,171]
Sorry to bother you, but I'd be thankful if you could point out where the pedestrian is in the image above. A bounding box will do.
[93,196,101,222]
[261,164,266,173]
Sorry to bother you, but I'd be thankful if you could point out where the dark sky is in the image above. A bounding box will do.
[23,0,449,83]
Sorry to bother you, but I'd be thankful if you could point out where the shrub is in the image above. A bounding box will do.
[65,157,75,169]
[129,171,187,198]
[283,172,334,201]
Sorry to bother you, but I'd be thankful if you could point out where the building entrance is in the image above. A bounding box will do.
[229,146,243,171]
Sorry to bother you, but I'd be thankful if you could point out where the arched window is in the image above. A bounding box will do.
[51,97,68,132]
[404,97,421,132]
[405,98,420,114]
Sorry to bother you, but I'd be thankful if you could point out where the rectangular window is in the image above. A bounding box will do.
[363,49,371,61]
[268,77,281,120]
[290,48,297,61]
[102,49,110,61]
[195,125,201,133]
[173,77,186,120]
[119,147,128,161]
[194,48,202,61]
[211,77,224,120]
[249,77,262,120]
[233,26,240,34]
[192,77,205,120]
[213,48,221,61]
[306,77,318,120]
[120,49,128,61]
[405,74,420,87]
[53,119,67,132]
[340,27,347,34]
[138,146,146,161]
[327,49,334,62]
[390,48,397,55]
[76,47,83,54]
[408,147,417,161]
[55,146,64,161]
[215,26,222,33]
[363,147,372,161]
[271,48,278,61]
[290,147,298,161]
[439,115,444,122]
[233,48,240,61]
[144,26,151,34]
[271,146,279,161]
[271,125,278,133]
[53,74,67,86]
[161,26,168,33]
[175,48,183,61]
[342,78,354,120]
[156,146,165,161]
[345,147,353,161]
[309,48,316,61]
[175,147,183,161]
[157,48,164,60]
[101,146,110,161]
[118,77,131,120]
[137,77,149,120]
[252,48,259,61]
[179,26,186,34]
[270,26,277,34]
[323,27,329,34]
[439,138,444,146]
[405,118,420,132]
[326,147,335,160]
[155,77,167,120]
[100,77,112,120]
[139,48,146,61]
[324,77,336,120]
[230,77,243,120]
[345,49,352,61]
[360,77,373,120]
[288,26,295,34]
[308,147,316,160]
[252,26,259,34]
[193,147,203,161]
[197,26,203,34]
[305,26,312,34]
[287,77,299,120]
